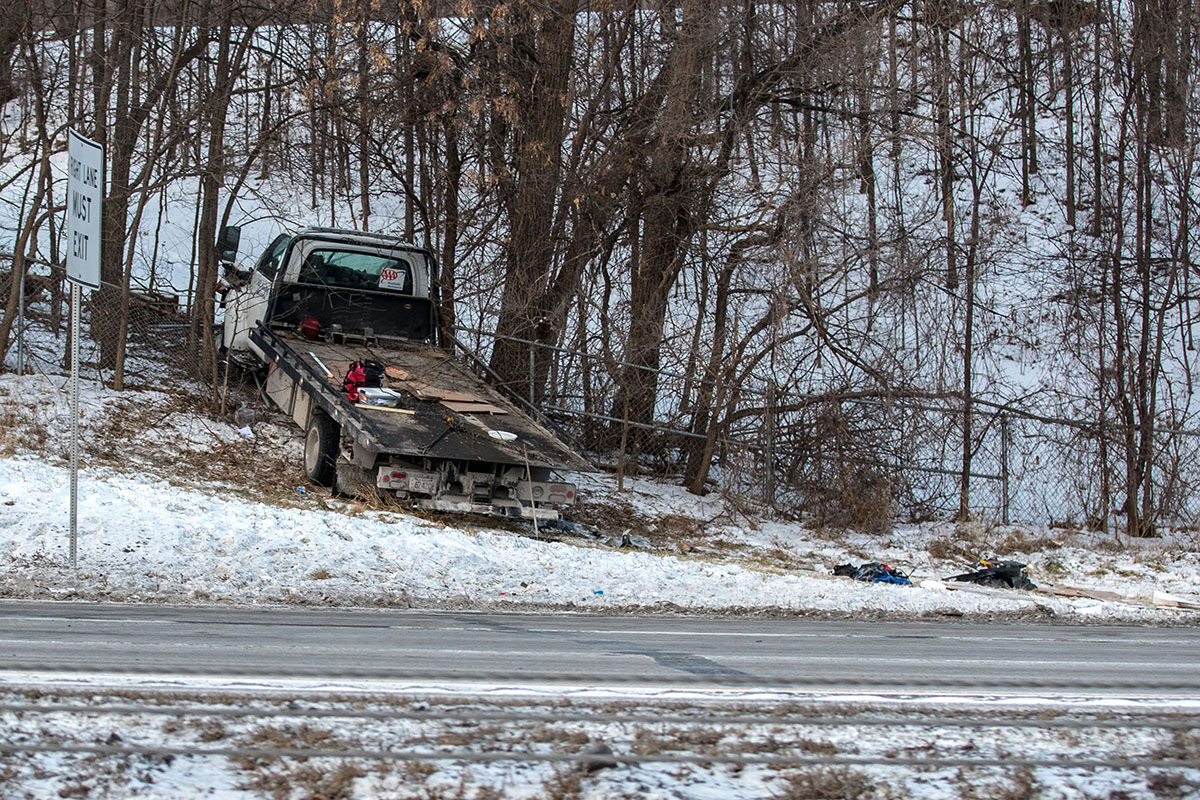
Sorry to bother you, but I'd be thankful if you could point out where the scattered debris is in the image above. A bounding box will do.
[834,562,912,585]
[948,560,1036,590]
[579,743,619,774]
[1039,583,1200,611]
[1151,591,1183,608]
[606,532,651,549]
[233,404,261,427]
[543,519,579,534]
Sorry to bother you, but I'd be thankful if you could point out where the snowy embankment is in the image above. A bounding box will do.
[1,372,1198,620]
[0,455,1032,616]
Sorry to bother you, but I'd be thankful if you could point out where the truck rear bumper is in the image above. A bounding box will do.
[377,466,571,521]
[414,497,560,521]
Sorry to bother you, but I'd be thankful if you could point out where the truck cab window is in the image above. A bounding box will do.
[298,248,413,294]
[255,234,290,280]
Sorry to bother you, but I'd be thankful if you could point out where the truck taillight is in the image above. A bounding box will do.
[543,482,577,505]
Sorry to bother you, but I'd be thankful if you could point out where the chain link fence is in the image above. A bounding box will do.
[5,251,1200,533]
[0,252,209,388]
[457,326,1200,533]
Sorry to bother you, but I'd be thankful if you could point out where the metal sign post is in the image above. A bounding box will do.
[66,129,104,570]
[69,281,80,569]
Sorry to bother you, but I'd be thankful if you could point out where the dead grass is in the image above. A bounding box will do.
[571,499,657,539]
[997,529,1062,554]
[50,778,93,798]
[233,724,366,800]
[193,719,227,742]
[840,482,896,536]
[3,381,313,510]
[957,767,1038,799]
[1040,556,1068,578]
[404,761,438,778]
[780,768,881,800]
[232,722,343,761]
[0,402,16,456]
[415,784,503,800]
[925,535,976,562]
[1146,771,1198,800]
[241,762,366,800]
[0,402,48,454]
[539,769,584,799]
[656,512,705,539]
[1149,729,1200,761]
[924,522,1066,565]
[633,725,728,755]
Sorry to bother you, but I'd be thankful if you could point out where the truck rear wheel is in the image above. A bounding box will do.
[304,413,339,487]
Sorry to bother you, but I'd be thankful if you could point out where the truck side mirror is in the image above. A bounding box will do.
[217,225,241,265]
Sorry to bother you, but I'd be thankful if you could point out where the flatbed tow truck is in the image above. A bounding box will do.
[217,226,588,520]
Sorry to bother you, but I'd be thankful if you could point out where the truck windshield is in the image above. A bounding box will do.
[297,248,413,294]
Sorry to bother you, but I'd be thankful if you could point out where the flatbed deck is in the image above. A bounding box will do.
[257,327,589,471]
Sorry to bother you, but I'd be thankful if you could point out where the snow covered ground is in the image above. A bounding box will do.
[1,371,1199,797]
[1,680,1198,800]
[0,371,1198,621]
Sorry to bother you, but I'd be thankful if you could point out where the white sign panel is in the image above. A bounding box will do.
[67,129,103,290]
[377,266,408,291]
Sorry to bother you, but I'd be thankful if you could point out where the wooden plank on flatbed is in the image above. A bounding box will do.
[441,400,508,415]
[361,405,416,416]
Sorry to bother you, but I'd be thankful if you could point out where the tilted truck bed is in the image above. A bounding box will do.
[253,326,589,471]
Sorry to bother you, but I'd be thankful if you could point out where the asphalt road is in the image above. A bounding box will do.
[1,601,1197,695]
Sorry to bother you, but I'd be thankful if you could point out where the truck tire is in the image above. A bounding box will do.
[304,413,339,487]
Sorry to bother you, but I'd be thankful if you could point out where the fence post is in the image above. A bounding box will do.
[764,388,775,507]
[528,345,536,410]
[765,324,778,507]
[16,264,25,374]
[1001,413,1010,525]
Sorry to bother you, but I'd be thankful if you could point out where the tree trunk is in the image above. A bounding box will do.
[438,121,461,350]
[1062,22,1076,228]
[487,0,577,402]
[611,0,713,429]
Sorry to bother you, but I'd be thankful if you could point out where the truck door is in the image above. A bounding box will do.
[225,233,289,358]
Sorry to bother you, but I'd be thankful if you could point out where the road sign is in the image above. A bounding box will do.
[66,129,103,290]
[65,129,104,570]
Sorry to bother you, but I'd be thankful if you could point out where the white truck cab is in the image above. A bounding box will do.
[218,227,434,364]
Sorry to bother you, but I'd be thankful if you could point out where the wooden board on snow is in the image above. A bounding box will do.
[1037,582,1200,610]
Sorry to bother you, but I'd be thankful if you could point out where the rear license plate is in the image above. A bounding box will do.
[408,475,437,495]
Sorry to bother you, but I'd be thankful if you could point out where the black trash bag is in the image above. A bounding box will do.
[833,562,912,585]
[947,560,1036,590]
